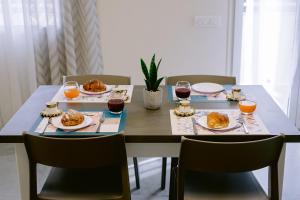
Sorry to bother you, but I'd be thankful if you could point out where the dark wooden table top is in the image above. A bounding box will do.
[1,85,299,143]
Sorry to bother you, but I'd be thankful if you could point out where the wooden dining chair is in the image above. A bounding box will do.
[23,133,131,200]
[63,74,131,85]
[165,75,236,85]
[166,74,236,193]
[63,74,142,189]
[175,136,284,200]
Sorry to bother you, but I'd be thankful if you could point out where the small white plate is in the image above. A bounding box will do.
[80,85,112,95]
[51,115,93,130]
[192,83,224,94]
[196,115,240,131]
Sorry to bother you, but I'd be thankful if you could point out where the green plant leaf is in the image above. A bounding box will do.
[156,58,162,71]
[153,77,164,91]
[149,55,157,87]
[141,59,149,80]
[151,54,156,67]
[145,79,151,91]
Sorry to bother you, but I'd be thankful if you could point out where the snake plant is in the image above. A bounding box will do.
[140,54,164,92]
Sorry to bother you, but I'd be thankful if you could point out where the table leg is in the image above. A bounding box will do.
[169,157,178,200]
[268,142,286,200]
[278,143,286,200]
[15,144,29,200]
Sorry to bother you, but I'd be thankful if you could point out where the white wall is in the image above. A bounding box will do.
[97,0,234,84]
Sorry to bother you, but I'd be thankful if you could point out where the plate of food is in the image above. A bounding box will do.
[191,83,224,94]
[51,110,93,130]
[196,112,240,131]
[80,79,112,95]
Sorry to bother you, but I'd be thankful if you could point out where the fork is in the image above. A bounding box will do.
[96,113,105,133]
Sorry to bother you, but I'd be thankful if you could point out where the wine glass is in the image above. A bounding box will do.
[175,81,191,100]
[63,81,80,99]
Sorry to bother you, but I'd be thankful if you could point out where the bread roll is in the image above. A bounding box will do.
[207,112,229,129]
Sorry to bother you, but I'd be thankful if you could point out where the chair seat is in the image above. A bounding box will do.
[38,167,124,200]
[183,171,268,200]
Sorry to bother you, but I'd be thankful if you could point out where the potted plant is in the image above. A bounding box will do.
[141,54,164,109]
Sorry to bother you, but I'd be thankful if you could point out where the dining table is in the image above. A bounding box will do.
[0,85,300,200]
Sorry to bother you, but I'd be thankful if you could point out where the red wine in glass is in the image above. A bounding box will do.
[108,99,124,114]
[175,88,191,99]
[175,81,191,100]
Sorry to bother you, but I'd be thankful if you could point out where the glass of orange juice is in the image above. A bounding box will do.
[63,81,80,99]
[239,100,256,115]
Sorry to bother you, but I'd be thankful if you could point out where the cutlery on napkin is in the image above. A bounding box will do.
[191,117,198,135]
[96,113,105,133]
[238,115,249,134]
[37,117,52,135]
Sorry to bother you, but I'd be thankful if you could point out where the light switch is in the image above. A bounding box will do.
[194,16,222,27]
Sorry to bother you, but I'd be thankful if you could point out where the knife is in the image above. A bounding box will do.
[238,115,249,134]
[191,117,198,135]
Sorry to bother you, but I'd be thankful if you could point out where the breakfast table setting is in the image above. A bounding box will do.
[0,55,300,200]
[0,81,300,200]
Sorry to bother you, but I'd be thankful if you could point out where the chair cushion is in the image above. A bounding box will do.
[183,171,268,200]
[38,167,124,200]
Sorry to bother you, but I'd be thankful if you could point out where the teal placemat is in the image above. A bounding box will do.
[31,109,127,137]
[167,84,233,102]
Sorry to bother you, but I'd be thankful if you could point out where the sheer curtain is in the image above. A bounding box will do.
[240,0,300,128]
[289,1,300,128]
[0,0,103,127]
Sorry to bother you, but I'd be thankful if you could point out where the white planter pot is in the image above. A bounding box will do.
[143,88,163,110]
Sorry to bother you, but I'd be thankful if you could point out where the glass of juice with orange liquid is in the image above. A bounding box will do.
[239,100,256,115]
[63,81,80,99]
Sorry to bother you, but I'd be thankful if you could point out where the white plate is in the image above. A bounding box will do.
[80,85,112,95]
[51,115,93,130]
[191,83,224,94]
[196,115,240,131]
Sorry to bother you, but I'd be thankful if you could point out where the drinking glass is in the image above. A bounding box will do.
[63,81,80,99]
[108,98,125,114]
[239,100,256,115]
[175,81,191,100]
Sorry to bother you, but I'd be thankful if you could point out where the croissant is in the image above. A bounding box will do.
[61,109,84,126]
[83,80,106,92]
[207,112,229,129]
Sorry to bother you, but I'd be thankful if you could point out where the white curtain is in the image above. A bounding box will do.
[289,1,300,128]
[240,0,300,128]
[0,0,103,127]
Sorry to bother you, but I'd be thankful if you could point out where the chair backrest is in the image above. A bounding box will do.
[23,133,130,200]
[179,136,284,173]
[63,74,131,85]
[177,136,284,200]
[165,75,236,85]
[24,133,127,168]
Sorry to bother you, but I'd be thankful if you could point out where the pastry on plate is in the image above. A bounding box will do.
[61,109,84,126]
[207,112,229,129]
[83,79,106,92]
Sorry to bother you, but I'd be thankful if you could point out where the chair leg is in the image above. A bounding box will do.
[133,157,140,189]
[161,157,167,190]
[169,157,178,200]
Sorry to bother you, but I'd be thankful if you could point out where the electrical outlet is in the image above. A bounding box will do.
[194,16,222,27]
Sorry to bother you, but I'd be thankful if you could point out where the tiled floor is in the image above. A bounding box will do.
[1,143,300,200]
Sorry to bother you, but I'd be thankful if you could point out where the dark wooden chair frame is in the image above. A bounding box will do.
[175,136,284,200]
[23,133,131,200]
